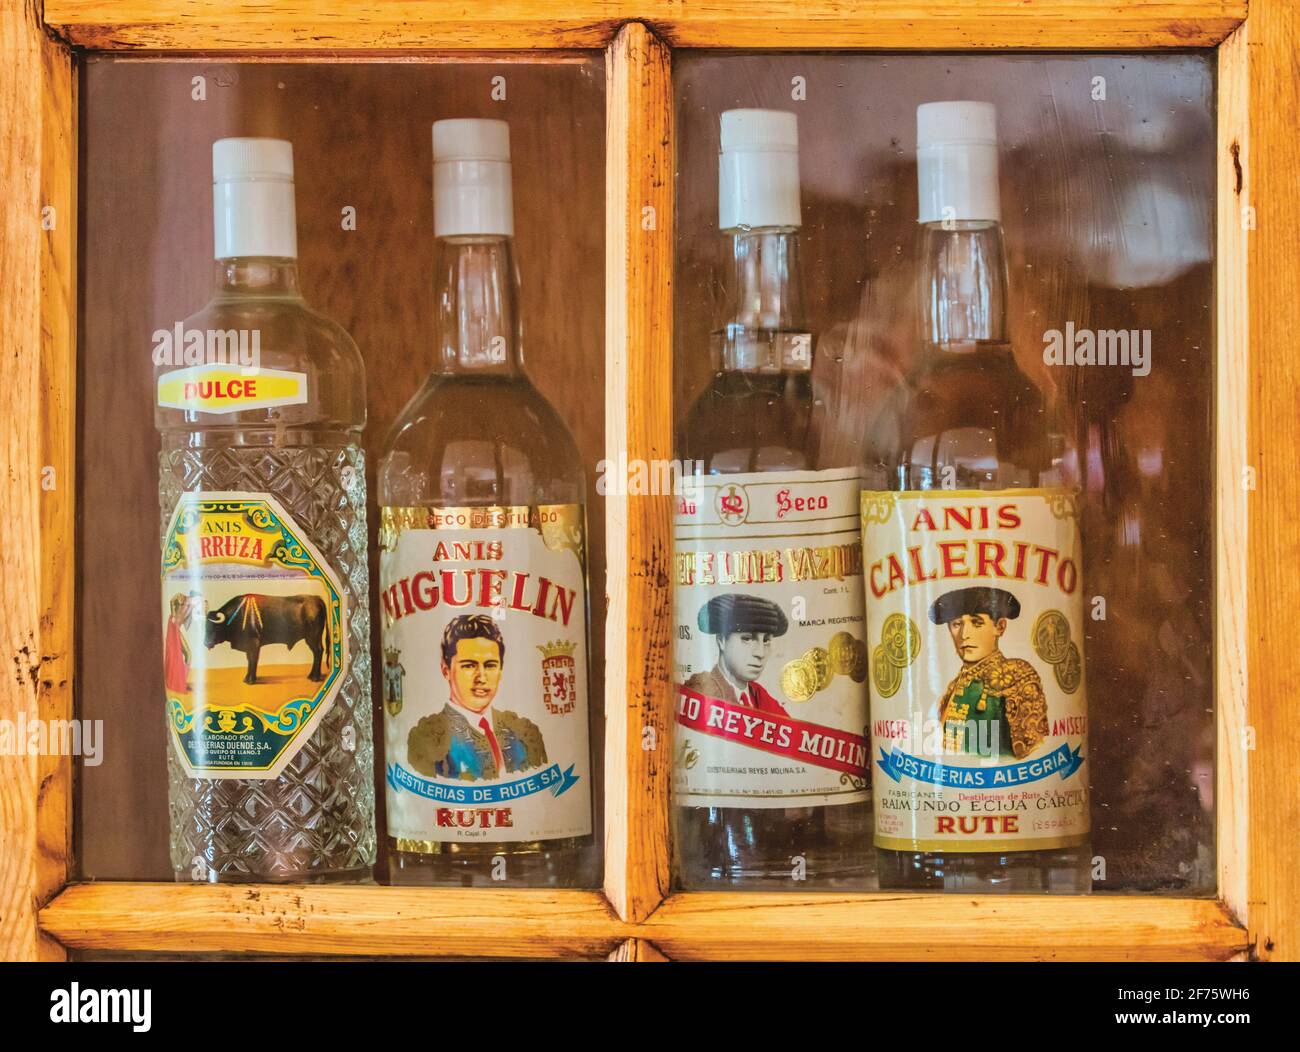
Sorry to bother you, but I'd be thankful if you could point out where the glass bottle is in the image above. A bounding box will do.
[674,110,872,889]
[156,138,374,882]
[379,119,596,888]
[862,102,1091,892]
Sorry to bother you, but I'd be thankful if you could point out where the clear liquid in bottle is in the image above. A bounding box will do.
[674,110,872,890]
[156,138,374,882]
[378,120,597,888]
[863,103,1090,893]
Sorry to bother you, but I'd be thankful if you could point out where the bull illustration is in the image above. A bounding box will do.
[205,593,328,685]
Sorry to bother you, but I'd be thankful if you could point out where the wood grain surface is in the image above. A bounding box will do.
[1215,17,1249,931]
[1,0,76,963]
[1243,0,1300,963]
[602,22,674,925]
[607,937,668,961]
[42,1,1247,51]
[644,891,1247,961]
[39,882,1245,960]
[41,882,626,958]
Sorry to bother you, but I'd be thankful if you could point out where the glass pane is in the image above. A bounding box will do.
[77,56,606,886]
[672,52,1215,895]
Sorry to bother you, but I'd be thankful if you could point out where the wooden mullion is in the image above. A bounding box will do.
[603,22,674,924]
[1215,16,1249,931]
[38,6,78,933]
[608,937,669,961]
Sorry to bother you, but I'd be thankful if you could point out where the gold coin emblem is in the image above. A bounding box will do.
[828,631,857,676]
[848,638,869,683]
[1054,641,1082,694]
[780,659,816,703]
[1032,609,1072,665]
[803,646,833,691]
[881,613,920,668]
[872,644,902,698]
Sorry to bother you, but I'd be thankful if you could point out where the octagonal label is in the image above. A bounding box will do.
[162,491,348,779]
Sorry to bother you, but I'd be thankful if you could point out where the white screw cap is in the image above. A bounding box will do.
[916,101,1001,224]
[211,137,297,259]
[719,109,801,231]
[433,118,514,237]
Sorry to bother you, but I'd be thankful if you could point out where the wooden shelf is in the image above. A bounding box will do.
[39,884,628,959]
[645,892,1247,962]
[39,883,1247,961]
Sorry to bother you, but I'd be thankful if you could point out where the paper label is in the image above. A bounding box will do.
[673,469,871,809]
[379,505,592,846]
[161,492,348,779]
[861,488,1089,852]
[157,363,308,414]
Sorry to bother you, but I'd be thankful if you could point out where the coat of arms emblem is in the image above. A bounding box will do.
[383,645,405,716]
[538,639,578,715]
[716,483,748,526]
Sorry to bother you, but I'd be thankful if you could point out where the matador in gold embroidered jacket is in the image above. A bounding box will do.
[937,650,1048,759]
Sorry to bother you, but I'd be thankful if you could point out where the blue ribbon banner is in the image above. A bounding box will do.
[387,761,580,805]
[876,742,1084,788]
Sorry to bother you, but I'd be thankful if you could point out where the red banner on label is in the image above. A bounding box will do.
[675,687,868,776]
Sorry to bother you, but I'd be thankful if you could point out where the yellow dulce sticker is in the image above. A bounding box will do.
[157,363,308,414]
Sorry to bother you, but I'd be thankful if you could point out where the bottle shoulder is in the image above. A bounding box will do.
[154,294,366,433]
[379,373,584,507]
[184,296,364,374]
[887,345,1060,489]
[680,370,816,473]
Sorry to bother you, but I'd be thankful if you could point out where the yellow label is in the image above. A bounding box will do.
[157,363,307,414]
[861,488,1089,853]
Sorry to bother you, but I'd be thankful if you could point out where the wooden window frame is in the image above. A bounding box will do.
[1,0,1293,962]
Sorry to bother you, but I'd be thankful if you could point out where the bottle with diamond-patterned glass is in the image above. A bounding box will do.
[155,138,374,882]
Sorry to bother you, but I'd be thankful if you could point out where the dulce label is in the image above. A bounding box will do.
[673,469,870,809]
[161,492,348,779]
[157,363,308,414]
[379,504,592,846]
[861,488,1089,853]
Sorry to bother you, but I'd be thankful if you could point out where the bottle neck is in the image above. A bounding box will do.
[433,236,522,377]
[716,227,809,373]
[918,220,1008,351]
[212,257,302,299]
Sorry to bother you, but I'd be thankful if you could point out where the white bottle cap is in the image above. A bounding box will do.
[212,137,297,259]
[719,109,801,231]
[432,118,514,238]
[916,101,1001,224]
